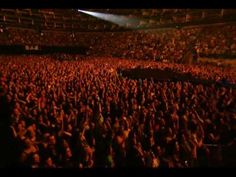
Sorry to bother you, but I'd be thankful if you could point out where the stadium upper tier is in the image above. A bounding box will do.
[0,9,235,32]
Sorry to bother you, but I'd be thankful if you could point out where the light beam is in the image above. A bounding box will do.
[78,9,140,29]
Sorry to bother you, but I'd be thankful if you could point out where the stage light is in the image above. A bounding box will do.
[78,9,140,29]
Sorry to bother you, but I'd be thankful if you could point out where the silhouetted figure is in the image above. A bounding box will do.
[0,95,21,167]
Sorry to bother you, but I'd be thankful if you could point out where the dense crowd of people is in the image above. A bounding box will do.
[0,15,236,169]
[89,24,236,61]
[0,24,236,61]
[88,28,201,63]
[1,28,92,46]
[0,55,235,168]
[195,25,236,56]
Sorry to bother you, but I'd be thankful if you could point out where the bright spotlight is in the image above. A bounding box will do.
[78,9,100,16]
[78,9,140,29]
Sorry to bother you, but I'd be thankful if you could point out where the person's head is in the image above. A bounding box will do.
[52,100,56,107]
[20,119,26,127]
[67,123,73,132]
[65,147,72,159]
[49,135,56,145]
[33,153,40,164]
[220,118,225,125]
[31,123,37,131]
[38,115,43,123]
[23,105,28,112]
[14,95,19,103]
[90,122,95,130]
[13,108,20,117]
[156,145,162,155]
[46,157,54,167]
[174,141,180,153]
[32,109,38,117]
[6,94,12,102]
